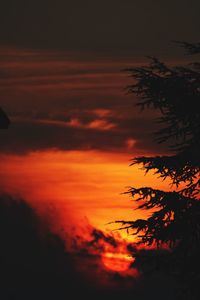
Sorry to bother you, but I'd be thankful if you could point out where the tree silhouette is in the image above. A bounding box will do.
[116,42,200,299]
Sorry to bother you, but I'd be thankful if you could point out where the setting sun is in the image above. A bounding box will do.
[102,252,134,273]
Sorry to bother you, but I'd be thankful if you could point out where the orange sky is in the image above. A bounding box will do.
[0,47,173,275]
[0,150,171,241]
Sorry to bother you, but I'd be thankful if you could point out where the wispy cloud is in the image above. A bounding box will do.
[0,48,167,155]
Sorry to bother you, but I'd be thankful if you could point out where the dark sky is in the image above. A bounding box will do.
[0,49,167,155]
[0,1,199,155]
[1,0,200,56]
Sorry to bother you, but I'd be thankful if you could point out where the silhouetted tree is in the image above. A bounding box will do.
[117,42,200,299]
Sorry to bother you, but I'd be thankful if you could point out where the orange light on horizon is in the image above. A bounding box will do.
[0,149,172,241]
[102,252,134,273]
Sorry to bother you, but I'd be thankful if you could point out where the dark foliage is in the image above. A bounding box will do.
[116,43,200,299]
[0,194,100,300]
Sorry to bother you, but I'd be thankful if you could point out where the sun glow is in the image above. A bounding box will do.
[0,149,171,240]
[102,252,134,273]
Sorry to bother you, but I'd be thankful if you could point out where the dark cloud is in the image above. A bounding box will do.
[0,193,88,299]
[0,115,167,155]
[0,193,138,297]
[1,118,123,153]
[0,49,169,155]
[87,229,118,249]
[0,0,200,57]
[0,193,178,299]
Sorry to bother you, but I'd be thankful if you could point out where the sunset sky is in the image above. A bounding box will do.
[0,48,169,234]
[0,0,199,286]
